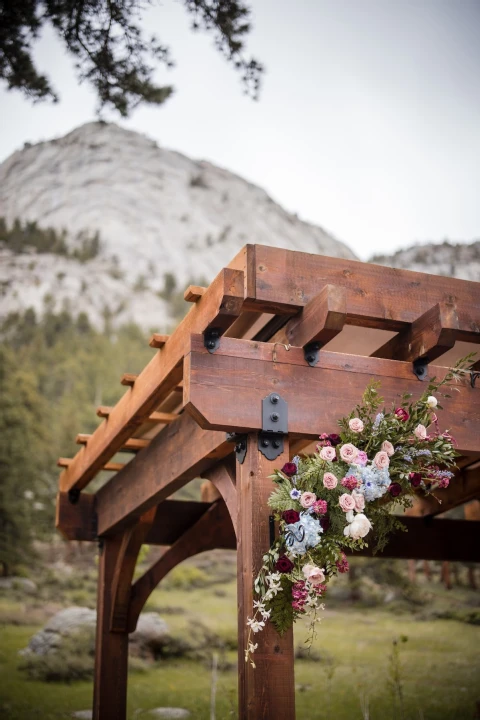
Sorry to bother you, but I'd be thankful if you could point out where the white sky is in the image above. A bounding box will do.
[1,0,479,260]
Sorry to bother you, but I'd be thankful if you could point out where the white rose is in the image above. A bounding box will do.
[344,513,372,540]
[427,396,438,409]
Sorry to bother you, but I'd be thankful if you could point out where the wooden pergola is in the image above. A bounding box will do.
[56,244,480,720]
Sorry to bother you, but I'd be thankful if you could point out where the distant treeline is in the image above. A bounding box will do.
[0,217,101,262]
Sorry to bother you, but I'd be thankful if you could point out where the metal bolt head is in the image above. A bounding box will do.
[272,439,281,449]
[206,339,216,349]
[261,438,270,448]
[306,353,315,364]
[270,394,280,404]
[270,412,279,422]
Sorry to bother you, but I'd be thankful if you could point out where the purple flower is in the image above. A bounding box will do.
[290,488,301,500]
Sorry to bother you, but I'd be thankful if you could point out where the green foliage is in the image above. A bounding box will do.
[269,575,294,635]
[0,1,262,116]
[0,217,101,261]
[19,628,96,683]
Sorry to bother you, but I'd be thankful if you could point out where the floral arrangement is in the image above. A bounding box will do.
[246,355,474,667]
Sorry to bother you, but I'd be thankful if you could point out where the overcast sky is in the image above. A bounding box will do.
[1,0,479,260]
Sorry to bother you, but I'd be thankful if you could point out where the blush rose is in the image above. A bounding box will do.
[323,472,338,489]
[351,489,365,512]
[381,440,395,456]
[348,417,364,433]
[320,446,336,461]
[374,451,390,469]
[302,564,326,585]
[300,492,317,508]
[414,424,427,440]
[339,493,356,512]
[339,443,359,463]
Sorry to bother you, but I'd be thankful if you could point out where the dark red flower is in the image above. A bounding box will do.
[336,551,349,573]
[281,462,297,477]
[395,408,409,422]
[282,509,300,524]
[320,516,331,531]
[388,482,402,497]
[276,555,294,573]
[409,472,422,488]
[328,433,342,446]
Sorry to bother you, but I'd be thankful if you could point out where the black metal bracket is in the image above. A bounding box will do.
[68,488,80,505]
[203,327,221,353]
[471,371,480,389]
[226,432,247,463]
[304,341,322,367]
[413,356,429,381]
[259,393,288,460]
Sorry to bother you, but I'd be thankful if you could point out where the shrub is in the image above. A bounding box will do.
[19,628,95,682]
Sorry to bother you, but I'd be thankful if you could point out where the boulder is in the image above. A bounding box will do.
[21,607,170,660]
[0,577,37,593]
[144,710,191,719]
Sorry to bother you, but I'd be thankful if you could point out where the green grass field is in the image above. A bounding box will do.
[1,565,479,720]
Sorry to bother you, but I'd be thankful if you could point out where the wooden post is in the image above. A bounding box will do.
[93,536,129,720]
[237,434,295,720]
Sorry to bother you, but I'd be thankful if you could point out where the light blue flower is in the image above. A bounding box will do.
[290,488,301,500]
[284,512,323,556]
[347,464,391,502]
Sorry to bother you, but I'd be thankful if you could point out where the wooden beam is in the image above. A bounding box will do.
[56,491,97,542]
[110,507,157,633]
[372,302,460,362]
[240,245,480,339]
[127,501,234,632]
[93,535,129,720]
[94,412,232,537]
[237,434,295,719]
[202,460,237,537]
[184,335,479,453]
[120,373,137,387]
[283,284,347,348]
[149,333,169,349]
[57,458,125,472]
[405,462,480,518]
[464,499,480,521]
[59,266,244,494]
[353,517,480,562]
[184,285,207,302]
[76,434,150,452]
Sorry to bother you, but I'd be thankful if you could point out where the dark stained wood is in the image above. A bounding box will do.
[59,266,244,494]
[184,335,479,454]
[110,507,157,633]
[202,460,237,537]
[184,285,207,302]
[352,517,480,562]
[405,462,480,518]
[241,244,480,339]
[237,435,295,720]
[56,491,97,541]
[372,302,460,362]
[95,412,231,537]
[149,333,169,348]
[464,499,480,521]
[127,501,234,631]
[93,535,129,720]
[283,284,347,348]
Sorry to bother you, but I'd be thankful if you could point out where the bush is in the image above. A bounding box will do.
[19,628,95,682]
[163,565,210,590]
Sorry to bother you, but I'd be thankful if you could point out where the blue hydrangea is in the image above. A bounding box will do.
[346,464,391,502]
[284,512,323,556]
[372,413,384,433]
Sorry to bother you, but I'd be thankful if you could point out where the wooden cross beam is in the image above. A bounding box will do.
[184,335,479,453]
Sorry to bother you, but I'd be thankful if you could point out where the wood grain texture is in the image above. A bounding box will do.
[184,335,479,453]
[59,266,244,494]
[149,333,169,348]
[237,435,295,720]
[284,283,347,348]
[120,373,137,387]
[128,501,234,631]
[242,244,480,338]
[55,491,97,541]
[95,411,231,537]
[352,517,480,562]
[76,435,150,452]
[371,302,461,361]
[93,536,129,720]
[110,507,157,633]
[184,285,207,302]
[202,460,238,537]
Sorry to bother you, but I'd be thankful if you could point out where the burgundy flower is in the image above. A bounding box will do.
[328,433,342,446]
[276,555,294,573]
[282,509,300,524]
[314,583,328,596]
[388,482,402,497]
[312,499,328,516]
[336,551,349,573]
[281,462,297,477]
[341,476,359,491]
[320,516,331,531]
[395,408,409,422]
[409,472,422,488]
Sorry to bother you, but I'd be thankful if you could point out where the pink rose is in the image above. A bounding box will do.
[313,499,328,515]
[373,451,390,469]
[414,424,427,440]
[355,451,368,466]
[300,492,317,508]
[302,564,326,585]
[351,489,365,512]
[323,472,338,489]
[340,443,359,463]
[381,441,395,457]
[348,417,364,433]
[320,446,336,461]
[339,493,356,512]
